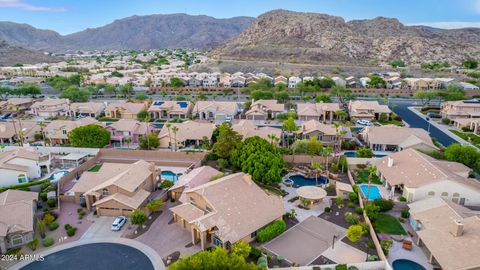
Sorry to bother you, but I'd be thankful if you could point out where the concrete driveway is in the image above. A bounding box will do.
[80,216,126,240]
[136,202,201,258]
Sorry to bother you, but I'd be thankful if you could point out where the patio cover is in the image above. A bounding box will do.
[296,186,327,201]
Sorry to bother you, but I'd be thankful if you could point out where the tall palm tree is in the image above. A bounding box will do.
[172,126,179,151]
[166,122,172,151]
[311,162,322,186]
[38,122,46,142]
[366,165,377,203]
[325,146,333,176]
[144,115,151,150]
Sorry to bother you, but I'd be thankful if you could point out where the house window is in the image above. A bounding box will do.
[190,197,196,204]
[441,192,448,197]
[250,230,257,238]
[61,128,67,135]
[102,188,109,196]
[453,193,460,198]
[213,236,223,247]
[17,174,27,184]
[428,191,435,196]
[10,234,23,246]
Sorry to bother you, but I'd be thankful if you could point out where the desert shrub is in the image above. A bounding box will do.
[356,164,367,169]
[39,192,48,202]
[48,221,59,231]
[64,224,72,230]
[336,264,348,270]
[27,239,38,251]
[42,213,55,225]
[46,198,56,207]
[331,163,339,173]
[249,245,262,259]
[160,180,174,189]
[257,256,267,268]
[324,207,332,213]
[373,199,394,212]
[256,220,286,243]
[325,183,336,193]
[347,202,354,208]
[462,126,472,132]
[344,212,359,224]
[442,118,451,125]
[217,158,228,171]
[335,197,343,205]
[348,192,358,203]
[401,208,410,218]
[399,196,407,202]
[367,241,375,249]
[66,227,77,237]
[355,207,363,215]
[42,237,54,247]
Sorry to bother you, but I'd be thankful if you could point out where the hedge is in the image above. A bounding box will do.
[256,220,286,243]
[0,179,49,193]
[66,227,77,237]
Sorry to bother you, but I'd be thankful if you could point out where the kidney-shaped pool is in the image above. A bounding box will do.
[21,243,154,270]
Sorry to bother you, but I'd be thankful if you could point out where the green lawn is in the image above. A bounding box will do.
[378,119,404,126]
[355,170,382,185]
[373,214,407,235]
[449,130,480,148]
[88,164,103,172]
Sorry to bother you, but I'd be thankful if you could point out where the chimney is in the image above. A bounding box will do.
[387,157,394,167]
[450,220,464,237]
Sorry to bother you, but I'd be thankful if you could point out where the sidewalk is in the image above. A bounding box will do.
[408,107,470,146]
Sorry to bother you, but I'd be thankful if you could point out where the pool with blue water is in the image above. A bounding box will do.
[289,174,328,187]
[359,184,383,200]
[392,259,426,270]
[161,170,180,182]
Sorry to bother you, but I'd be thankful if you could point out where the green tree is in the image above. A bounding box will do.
[139,133,159,150]
[119,84,134,98]
[213,124,243,159]
[390,59,406,68]
[68,124,111,148]
[368,76,387,88]
[439,84,466,101]
[365,203,380,221]
[356,147,373,158]
[36,218,46,238]
[130,209,147,225]
[330,85,356,106]
[146,199,164,212]
[444,144,479,170]
[135,93,149,101]
[170,77,184,87]
[462,59,479,69]
[16,84,41,97]
[346,225,363,243]
[59,86,90,102]
[250,90,274,100]
[0,86,13,99]
[282,117,298,147]
[137,109,149,121]
[232,241,251,259]
[230,136,285,185]
[103,84,117,97]
[413,90,438,106]
[315,94,332,103]
[169,247,261,270]
[111,70,124,77]
[274,90,290,102]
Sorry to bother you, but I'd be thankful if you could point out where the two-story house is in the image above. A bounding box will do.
[245,100,285,120]
[69,160,159,216]
[440,99,480,119]
[297,120,341,147]
[296,102,342,122]
[45,117,99,145]
[0,98,34,114]
[348,100,392,120]
[69,102,106,118]
[105,102,146,119]
[0,148,51,187]
[107,119,150,147]
[148,101,192,120]
[29,99,70,117]
[192,101,241,123]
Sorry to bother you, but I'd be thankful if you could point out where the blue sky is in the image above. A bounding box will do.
[1,0,480,34]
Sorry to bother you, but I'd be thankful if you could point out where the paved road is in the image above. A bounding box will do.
[391,102,457,147]
[20,243,154,270]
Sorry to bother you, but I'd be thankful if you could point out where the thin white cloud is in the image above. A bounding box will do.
[475,0,480,13]
[409,21,480,29]
[0,0,65,12]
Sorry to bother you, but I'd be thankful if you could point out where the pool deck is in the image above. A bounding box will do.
[388,237,433,270]
[282,184,332,222]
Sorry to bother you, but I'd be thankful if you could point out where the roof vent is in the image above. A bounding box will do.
[388,157,394,167]
[450,220,464,237]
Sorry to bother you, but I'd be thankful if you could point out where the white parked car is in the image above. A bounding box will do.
[111,216,127,231]
[356,119,371,126]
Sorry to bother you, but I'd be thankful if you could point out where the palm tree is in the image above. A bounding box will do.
[123,137,131,148]
[38,122,46,142]
[366,165,377,203]
[143,115,151,150]
[311,162,322,186]
[325,146,333,176]
[172,126,179,151]
[166,122,172,151]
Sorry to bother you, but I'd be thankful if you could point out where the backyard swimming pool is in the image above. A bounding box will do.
[343,151,387,158]
[392,259,426,270]
[359,184,383,200]
[161,170,180,182]
[49,171,69,181]
[289,174,328,187]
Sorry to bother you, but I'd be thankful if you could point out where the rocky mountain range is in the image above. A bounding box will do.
[0,14,254,52]
[213,10,480,65]
[0,40,59,66]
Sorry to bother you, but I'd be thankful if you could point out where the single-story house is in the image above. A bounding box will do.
[0,148,51,187]
[69,102,106,118]
[105,102,146,119]
[0,121,41,144]
[169,173,284,250]
[296,102,342,122]
[348,100,392,120]
[148,101,192,120]
[157,121,215,150]
[361,125,438,152]
[192,101,241,124]
[245,100,285,120]
[232,120,282,143]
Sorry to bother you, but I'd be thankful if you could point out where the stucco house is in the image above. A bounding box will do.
[148,101,192,120]
[440,99,480,119]
[107,119,150,146]
[29,98,70,117]
[69,160,159,216]
[0,98,34,114]
[361,125,438,152]
[408,197,480,270]
[169,173,284,250]
[0,190,38,253]
[296,102,342,122]
[0,121,41,144]
[232,120,282,143]
[0,149,51,187]
[192,101,241,124]
[169,166,221,201]
[348,100,392,120]
[45,117,99,145]
[245,100,285,120]
[288,76,302,89]
[105,102,146,119]
[297,120,343,147]
[374,148,480,206]
[157,121,215,150]
[69,102,106,118]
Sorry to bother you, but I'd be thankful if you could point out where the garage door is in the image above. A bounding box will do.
[98,207,122,216]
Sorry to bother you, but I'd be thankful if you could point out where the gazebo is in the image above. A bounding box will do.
[296,186,327,208]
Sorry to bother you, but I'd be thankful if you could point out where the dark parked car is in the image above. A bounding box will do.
[426,112,441,118]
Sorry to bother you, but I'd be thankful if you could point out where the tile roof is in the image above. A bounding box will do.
[0,190,37,237]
